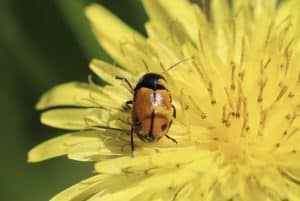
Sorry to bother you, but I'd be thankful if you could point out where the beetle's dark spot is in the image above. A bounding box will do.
[161,123,168,131]
[134,118,141,129]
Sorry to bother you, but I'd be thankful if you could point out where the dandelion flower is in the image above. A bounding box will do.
[28,0,300,200]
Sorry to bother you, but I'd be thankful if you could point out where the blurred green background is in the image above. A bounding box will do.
[0,0,146,200]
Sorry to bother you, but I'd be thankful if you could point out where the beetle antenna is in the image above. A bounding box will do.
[142,59,150,72]
[162,58,190,74]
[116,76,134,91]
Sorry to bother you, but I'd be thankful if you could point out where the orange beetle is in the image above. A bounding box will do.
[116,73,176,154]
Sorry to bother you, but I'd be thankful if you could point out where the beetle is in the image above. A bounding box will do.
[116,73,177,155]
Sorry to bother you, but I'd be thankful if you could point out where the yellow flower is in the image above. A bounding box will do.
[28,0,300,200]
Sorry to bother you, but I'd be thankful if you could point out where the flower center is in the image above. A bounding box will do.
[211,116,248,164]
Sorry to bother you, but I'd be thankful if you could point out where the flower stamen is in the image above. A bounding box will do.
[225,88,235,113]
[275,85,288,102]
[191,57,209,85]
[230,61,236,91]
[198,31,206,58]
[239,36,245,69]
[257,79,267,103]
[258,110,267,136]
[265,21,275,49]
[188,95,207,119]
[208,81,216,105]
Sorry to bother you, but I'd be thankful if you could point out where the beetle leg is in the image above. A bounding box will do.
[168,120,173,128]
[166,135,177,144]
[116,76,134,92]
[172,104,176,118]
[130,127,134,157]
[166,121,177,144]
[123,100,133,110]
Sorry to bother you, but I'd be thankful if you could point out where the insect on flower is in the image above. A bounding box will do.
[116,59,188,155]
[28,2,300,200]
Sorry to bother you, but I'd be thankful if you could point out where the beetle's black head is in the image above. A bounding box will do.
[134,73,167,91]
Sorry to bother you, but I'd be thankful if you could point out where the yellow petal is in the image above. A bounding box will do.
[95,148,210,174]
[50,175,110,201]
[28,131,103,162]
[36,82,96,110]
[148,0,199,43]
[41,107,130,131]
[28,134,71,162]
[89,59,133,85]
[142,0,170,40]
[41,108,91,130]
[281,168,300,200]
[37,82,127,110]
[260,169,288,199]
[68,140,122,161]
[85,4,146,71]
[143,0,193,46]
[87,185,144,201]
